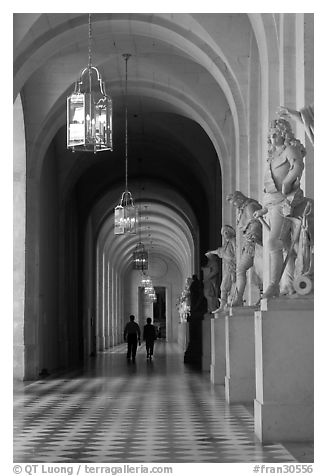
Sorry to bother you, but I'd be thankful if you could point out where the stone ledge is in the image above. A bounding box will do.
[261,294,314,312]
[229,305,257,316]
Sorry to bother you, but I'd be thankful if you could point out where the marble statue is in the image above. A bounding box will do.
[253,118,314,299]
[226,191,263,306]
[210,225,236,312]
[203,251,220,312]
[278,104,314,145]
[177,277,192,322]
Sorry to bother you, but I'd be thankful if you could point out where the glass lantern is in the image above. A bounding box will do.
[141,275,152,288]
[114,191,137,235]
[133,242,148,270]
[148,292,157,302]
[67,66,113,153]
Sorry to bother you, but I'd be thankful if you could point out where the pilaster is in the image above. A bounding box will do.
[202,313,212,372]
[210,313,226,384]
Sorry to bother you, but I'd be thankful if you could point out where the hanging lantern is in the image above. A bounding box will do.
[133,242,148,270]
[114,191,137,235]
[67,14,113,153]
[141,274,153,294]
[144,284,154,295]
[114,54,138,235]
[148,291,157,302]
[141,274,152,288]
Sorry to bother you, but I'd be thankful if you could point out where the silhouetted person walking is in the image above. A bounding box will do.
[143,317,157,360]
[124,315,141,362]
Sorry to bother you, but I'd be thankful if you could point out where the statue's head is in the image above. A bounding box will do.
[226,190,247,208]
[268,118,306,157]
[221,225,236,240]
[268,118,295,151]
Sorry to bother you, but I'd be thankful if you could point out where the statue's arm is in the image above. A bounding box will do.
[278,106,302,123]
[253,207,268,218]
[247,201,262,215]
[282,146,304,196]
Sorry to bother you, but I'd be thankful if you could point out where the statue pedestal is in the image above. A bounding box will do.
[184,312,203,367]
[178,321,189,351]
[254,296,314,442]
[210,313,226,384]
[202,313,212,372]
[225,306,256,403]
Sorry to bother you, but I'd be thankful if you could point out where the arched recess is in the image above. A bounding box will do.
[83,181,199,356]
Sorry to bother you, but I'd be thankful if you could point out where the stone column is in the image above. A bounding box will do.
[254,296,313,442]
[96,252,105,351]
[109,268,114,347]
[225,306,256,403]
[210,313,226,385]
[104,263,110,349]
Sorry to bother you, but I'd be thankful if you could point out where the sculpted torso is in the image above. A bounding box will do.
[264,144,304,198]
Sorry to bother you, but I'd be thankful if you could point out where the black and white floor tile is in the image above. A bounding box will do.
[13,342,313,463]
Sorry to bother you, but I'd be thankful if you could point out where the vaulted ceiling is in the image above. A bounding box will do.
[14,13,257,274]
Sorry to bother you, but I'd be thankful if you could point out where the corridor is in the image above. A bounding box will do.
[13,342,313,463]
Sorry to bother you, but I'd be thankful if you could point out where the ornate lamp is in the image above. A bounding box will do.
[132,201,148,269]
[148,291,157,302]
[133,242,148,270]
[144,285,154,295]
[67,14,113,153]
[141,275,152,288]
[114,54,137,235]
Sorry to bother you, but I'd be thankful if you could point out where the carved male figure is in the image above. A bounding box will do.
[203,251,220,312]
[210,225,236,312]
[253,118,307,299]
[226,191,263,306]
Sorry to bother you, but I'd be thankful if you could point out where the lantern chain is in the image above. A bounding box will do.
[123,54,131,193]
[88,13,92,67]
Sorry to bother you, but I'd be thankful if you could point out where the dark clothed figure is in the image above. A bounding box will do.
[189,274,207,316]
[124,315,141,362]
[143,317,156,359]
[184,274,206,367]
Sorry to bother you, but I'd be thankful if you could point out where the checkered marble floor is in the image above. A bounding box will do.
[13,341,313,463]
